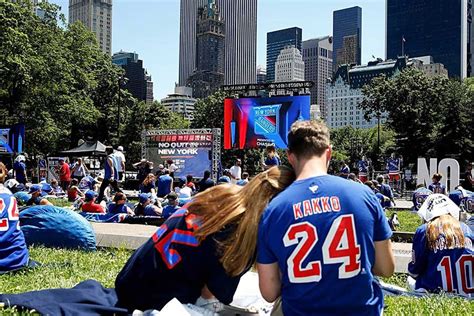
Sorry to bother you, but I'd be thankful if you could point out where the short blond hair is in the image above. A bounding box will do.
[288,120,330,158]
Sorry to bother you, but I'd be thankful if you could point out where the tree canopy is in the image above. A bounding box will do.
[360,68,473,164]
[1,1,187,163]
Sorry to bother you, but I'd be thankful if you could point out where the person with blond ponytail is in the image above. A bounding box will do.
[115,166,295,312]
[408,194,473,297]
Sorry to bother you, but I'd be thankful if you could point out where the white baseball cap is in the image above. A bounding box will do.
[117,146,124,151]
[417,194,460,222]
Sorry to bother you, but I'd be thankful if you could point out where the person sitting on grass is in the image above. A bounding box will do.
[139,173,156,195]
[107,192,134,216]
[50,179,65,196]
[412,184,433,212]
[185,174,196,192]
[197,170,215,192]
[236,172,249,186]
[161,192,180,219]
[115,166,295,312]
[0,162,31,274]
[67,179,84,202]
[26,184,52,206]
[134,193,162,217]
[81,190,106,214]
[408,194,473,298]
[175,176,192,199]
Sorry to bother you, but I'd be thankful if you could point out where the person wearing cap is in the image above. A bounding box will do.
[114,146,126,181]
[26,184,52,206]
[408,194,473,297]
[13,155,27,184]
[0,161,31,273]
[218,175,231,185]
[162,192,180,219]
[428,173,446,195]
[81,190,106,214]
[134,193,162,217]
[229,159,242,184]
[157,169,173,198]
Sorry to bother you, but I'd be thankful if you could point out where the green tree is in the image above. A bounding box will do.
[360,68,472,163]
[0,1,128,155]
[121,101,190,165]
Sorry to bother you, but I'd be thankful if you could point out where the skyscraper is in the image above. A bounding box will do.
[333,6,362,69]
[274,46,305,82]
[146,74,154,105]
[178,0,257,86]
[302,36,333,118]
[386,0,471,78]
[256,66,267,84]
[112,51,147,101]
[266,27,302,83]
[187,0,225,99]
[69,0,112,55]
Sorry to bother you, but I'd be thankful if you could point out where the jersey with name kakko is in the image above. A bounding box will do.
[408,223,473,297]
[257,175,392,316]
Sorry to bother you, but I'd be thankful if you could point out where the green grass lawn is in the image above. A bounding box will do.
[386,209,422,233]
[1,247,472,315]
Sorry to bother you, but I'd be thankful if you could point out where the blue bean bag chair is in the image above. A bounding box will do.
[20,206,96,251]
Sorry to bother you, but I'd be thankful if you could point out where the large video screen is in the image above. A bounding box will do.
[224,96,310,149]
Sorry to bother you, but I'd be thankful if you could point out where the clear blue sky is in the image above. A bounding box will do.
[52,0,385,100]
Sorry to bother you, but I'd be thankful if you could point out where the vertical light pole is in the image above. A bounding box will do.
[117,77,121,141]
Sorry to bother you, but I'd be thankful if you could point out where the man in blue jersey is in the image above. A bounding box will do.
[97,146,121,202]
[257,120,395,315]
[386,153,401,191]
[13,155,27,184]
[412,184,433,212]
[0,162,30,273]
[448,186,474,214]
[376,175,395,207]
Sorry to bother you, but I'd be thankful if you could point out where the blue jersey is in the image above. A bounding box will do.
[115,207,244,311]
[408,223,473,297]
[157,175,173,197]
[412,188,433,212]
[79,176,96,191]
[358,160,369,175]
[0,186,29,272]
[13,161,26,183]
[428,182,446,195]
[449,189,474,213]
[107,203,129,215]
[104,155,118,180]
[340,164,350,175]
[162,205,180,219]
[265,156,280,167]
[257,175,392,315]
[379,183,393,200]
[386,158,400,174]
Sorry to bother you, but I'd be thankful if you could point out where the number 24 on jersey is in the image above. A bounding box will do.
[284,215,361,283]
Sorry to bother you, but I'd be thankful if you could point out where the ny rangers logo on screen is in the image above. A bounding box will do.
[254,104,281,135]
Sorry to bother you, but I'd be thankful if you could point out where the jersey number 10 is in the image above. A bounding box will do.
[284,214,361,283]
[437,255,474,296]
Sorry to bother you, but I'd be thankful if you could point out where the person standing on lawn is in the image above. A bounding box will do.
[58,158,71,191]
